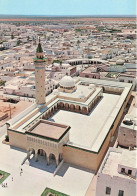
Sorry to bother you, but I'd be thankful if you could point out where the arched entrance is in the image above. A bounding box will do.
[49,153,57,166]
[35,149,47,163]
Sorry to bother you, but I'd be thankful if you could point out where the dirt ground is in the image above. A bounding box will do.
[0,99,32,127]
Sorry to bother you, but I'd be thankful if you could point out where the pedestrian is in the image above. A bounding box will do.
[6,183,7,187]
[12,177,13,181]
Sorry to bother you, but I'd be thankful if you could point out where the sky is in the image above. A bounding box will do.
[0,0,136,16]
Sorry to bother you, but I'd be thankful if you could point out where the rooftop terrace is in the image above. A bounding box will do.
[27,119,69,141]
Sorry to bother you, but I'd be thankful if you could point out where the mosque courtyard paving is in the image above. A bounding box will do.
[49,93,120,149]
[0,134,94,196]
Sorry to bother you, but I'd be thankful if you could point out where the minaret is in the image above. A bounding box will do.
[34,38,46,105]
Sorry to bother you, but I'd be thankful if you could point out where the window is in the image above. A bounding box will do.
[120,79,124,82]
[118,190,124,196]
[106,187,111,195]
[121,168,125,173]
[128,170,132,175]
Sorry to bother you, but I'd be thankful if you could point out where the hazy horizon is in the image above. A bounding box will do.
[0,14,135,18]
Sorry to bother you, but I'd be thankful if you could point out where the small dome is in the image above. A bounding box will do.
[89,84,95,89]
[116,59,124,65]
[53,89,59,95]
[59,75,75,88]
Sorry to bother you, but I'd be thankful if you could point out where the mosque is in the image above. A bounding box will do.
[6,41,133,171]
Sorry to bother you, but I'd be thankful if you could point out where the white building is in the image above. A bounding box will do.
[96,147,136,196]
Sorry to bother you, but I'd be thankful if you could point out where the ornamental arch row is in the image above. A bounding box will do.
[27,148,63,167]
[41,94,102,120]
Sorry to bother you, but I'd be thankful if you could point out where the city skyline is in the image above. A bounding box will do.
[0,0,136,16]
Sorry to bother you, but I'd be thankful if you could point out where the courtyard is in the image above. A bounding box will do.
[0,135,94,196]
[49,93,120,148]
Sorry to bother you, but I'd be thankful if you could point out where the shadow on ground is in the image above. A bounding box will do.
[27,154,94,177]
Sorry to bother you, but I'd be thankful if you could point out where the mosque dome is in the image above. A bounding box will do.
[59,75,75,88]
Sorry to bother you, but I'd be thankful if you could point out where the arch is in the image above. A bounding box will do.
[70,104,75,111]
[44,113,48,120]
[36,149,48,164]
[65,103,69,109]
[48,153,57,166]
[60,102,64,108]
[57,103,60,109]
[82,106,88,114]
[82,106,87,111]
[51,107,54,115]
[75,105,81,112]
[54,105,57,111]
[47,110,51,118]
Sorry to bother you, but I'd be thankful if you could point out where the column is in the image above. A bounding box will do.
[35,152,38,162]
[46,156,49,165]
[56,158,59,167]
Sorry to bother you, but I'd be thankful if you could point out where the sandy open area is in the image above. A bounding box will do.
[0,100,32,127]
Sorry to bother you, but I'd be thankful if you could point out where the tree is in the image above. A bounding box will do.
[27,36,30,41]
[0,80,6,86]
[11,34,14,39]
[16,40,21,46]
[77,40,80,45]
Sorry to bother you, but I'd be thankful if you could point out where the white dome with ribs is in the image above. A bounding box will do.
[59,75,75,88]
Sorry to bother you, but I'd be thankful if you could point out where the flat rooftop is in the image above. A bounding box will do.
[101,150,136,180]
[27,120,69,141]
[49,93,120,149]
[120,150,136,169]
[58,84,95,100]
